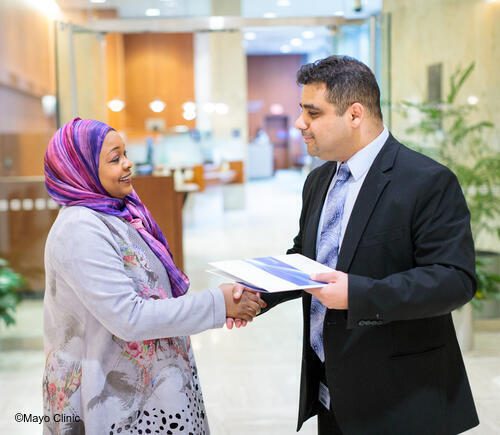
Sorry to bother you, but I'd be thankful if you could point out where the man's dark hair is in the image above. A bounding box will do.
[297,55,383,120]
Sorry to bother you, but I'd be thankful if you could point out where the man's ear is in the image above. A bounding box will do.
[349,103,364,128]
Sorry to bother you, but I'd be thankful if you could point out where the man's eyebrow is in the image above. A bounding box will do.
[107,146,121,154]
[300,103,321,110]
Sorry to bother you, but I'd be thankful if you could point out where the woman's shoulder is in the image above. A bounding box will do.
[56,206,111,228]
[49,206,123,244]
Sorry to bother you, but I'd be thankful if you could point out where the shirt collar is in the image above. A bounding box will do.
[344,126,389,181]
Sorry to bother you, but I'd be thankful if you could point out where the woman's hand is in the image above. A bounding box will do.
[219,283,267,327]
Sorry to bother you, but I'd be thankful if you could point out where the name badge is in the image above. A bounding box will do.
[318,381,331,410]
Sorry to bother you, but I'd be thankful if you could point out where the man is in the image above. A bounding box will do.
[258,56,479,434]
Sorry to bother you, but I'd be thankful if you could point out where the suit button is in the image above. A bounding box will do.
[359,320,366,326]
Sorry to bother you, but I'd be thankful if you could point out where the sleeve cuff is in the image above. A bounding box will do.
[209,287,226,328]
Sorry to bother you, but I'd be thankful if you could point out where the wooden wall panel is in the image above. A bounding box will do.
[106,33,126,129]
[0,133,51,177]
[0,1,55,98]
[123,33,195,134]
[247,55,304,167]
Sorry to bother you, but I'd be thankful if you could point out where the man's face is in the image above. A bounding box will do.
[295,82,352,162]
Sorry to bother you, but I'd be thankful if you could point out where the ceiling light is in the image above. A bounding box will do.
[244,32,257,41]
[277,0,291,6]
[290,38,303,47]
[302,30,315,39]
[280,45,291,53]
[41,95,57,116]
[214,103,229,115]
[263,12,277,18]
[270,104,284,115]
[107,99,125,112]
[183,112,196,121]
[145,8,161,17]
[90,0,106,3]
[334,11,344,16]
[29,0,61,19]
[467,95,479,105]
[182,101,196,112]
[149,99,166,113]
[209,16,225,30]
[203,103,215,113]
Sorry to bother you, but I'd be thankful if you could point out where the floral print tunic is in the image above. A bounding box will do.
[43,206,225,434]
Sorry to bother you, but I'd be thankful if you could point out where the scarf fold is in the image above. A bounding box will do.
[44,118,189,298]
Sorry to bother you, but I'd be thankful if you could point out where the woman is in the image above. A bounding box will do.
[43,118,264,434]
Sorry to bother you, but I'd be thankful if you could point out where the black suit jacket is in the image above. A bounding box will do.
[263,134,479,434]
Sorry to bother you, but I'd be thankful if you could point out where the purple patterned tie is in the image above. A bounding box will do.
[310,163,351,362]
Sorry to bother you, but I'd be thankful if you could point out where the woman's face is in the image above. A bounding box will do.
[98,131,133,199]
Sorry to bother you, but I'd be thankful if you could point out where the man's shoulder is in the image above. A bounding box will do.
[390,135,454,178]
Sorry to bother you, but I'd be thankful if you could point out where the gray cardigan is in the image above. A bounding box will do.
[43,206,224,434]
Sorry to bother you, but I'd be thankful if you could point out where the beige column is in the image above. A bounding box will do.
[194,0,248,142]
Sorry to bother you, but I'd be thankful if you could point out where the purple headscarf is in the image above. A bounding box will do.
[44,118,189,298]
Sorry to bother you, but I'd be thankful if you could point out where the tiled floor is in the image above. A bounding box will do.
[1,170,499,434]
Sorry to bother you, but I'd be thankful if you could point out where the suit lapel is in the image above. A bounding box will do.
[336,135,400,272]
[303,161,337,259]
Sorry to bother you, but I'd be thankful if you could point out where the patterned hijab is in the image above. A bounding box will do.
[44,118,189,298]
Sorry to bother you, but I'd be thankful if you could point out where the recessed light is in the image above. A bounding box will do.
[209,16,225,30]
[215,103,229,115]
[280,45,291,53]
[334,11,344,16]
[290,38,303,47]
[145,8,161,17]
[302,30,315,39]
[467,95,479,105]
[90,0,106,3]
[244,32,257,41]
[107,99,125,112]
[263,12,277,18]
[149,99,166,113]
[277,0,290,6]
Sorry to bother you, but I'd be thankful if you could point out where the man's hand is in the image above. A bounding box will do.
[219,283,267,329]
[305,271,349,309]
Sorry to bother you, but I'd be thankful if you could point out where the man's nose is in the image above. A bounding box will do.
[295,113,307,130]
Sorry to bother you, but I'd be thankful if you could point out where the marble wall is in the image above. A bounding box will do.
[383,0,499,144]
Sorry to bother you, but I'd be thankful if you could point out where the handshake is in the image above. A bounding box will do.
[219,283,267,329]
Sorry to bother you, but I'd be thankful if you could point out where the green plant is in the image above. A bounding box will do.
[0,258,23,327]
[398,62,500,309]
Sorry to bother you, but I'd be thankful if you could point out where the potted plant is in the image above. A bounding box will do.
[397,62,500,350]
[0,257,23,328]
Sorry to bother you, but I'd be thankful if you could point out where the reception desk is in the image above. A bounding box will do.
[131,175,185,270]
[0,177,59,291]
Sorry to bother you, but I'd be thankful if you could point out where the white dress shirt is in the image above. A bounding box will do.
[316,127,389,255]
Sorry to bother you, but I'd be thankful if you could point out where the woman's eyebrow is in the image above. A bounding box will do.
[107,146,121,154]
